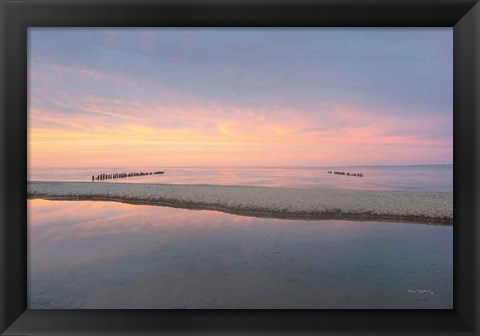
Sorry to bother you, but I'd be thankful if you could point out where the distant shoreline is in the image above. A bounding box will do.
[28,181,453,225]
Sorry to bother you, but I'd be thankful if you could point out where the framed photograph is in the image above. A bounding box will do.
[1,0,479,335]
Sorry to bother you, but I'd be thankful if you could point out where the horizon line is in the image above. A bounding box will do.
[28,163,454,170]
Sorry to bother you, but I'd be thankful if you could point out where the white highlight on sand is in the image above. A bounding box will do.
[28,181,453,224]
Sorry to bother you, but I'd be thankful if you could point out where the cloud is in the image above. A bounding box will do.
[29,101,452,168]
[28,28,453,167]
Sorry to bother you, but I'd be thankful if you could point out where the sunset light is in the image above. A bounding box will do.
[29,28,452,168]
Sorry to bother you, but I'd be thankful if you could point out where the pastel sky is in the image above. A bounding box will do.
[29,28,452,168]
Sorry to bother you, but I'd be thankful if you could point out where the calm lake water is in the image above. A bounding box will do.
[29,164,453,192]
[28,199,452,309]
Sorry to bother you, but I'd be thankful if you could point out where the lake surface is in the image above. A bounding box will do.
[29,165,453,192]
[28,199,452,309]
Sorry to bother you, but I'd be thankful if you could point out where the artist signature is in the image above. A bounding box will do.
[407,289,434,295]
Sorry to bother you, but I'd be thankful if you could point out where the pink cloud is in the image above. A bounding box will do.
[29,74,452,167]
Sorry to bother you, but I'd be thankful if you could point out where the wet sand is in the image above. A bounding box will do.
[28,182,453,225]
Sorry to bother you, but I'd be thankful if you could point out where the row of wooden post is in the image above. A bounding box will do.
[327,171,364,177]
[92,171,164,182]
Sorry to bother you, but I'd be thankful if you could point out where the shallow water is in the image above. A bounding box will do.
[29,164,452,192]
[28,199,452,309]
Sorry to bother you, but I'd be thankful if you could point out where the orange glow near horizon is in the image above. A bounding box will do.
[28,103,452,168]
[29,29,453,168]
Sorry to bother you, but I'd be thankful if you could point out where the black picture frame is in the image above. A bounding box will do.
[1,0,479,335]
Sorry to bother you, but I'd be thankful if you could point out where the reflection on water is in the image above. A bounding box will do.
[28,199,452,309]
[29,165,453,192]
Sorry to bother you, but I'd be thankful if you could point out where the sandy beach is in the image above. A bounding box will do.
[28,181,453,224]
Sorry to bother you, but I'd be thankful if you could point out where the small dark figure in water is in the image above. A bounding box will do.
[92,176,94,182]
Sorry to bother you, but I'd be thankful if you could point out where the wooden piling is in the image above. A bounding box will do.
[90,170,165,181]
